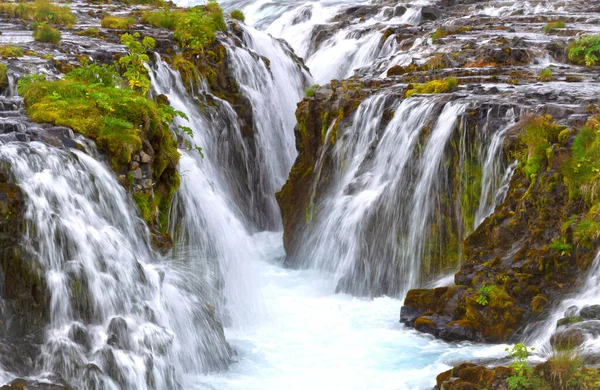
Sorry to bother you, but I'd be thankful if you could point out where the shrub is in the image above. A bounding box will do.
[404,77,458,98]
[568,35,600,66]
[101,15,136,29]
[33,24,61,44]
[230,9,245,22]
[537,68,553,82]
[142,0,226,51]
[543,21,566,34]
[0,45,24,58]
[506,344,535,390]
[305,84,320,97]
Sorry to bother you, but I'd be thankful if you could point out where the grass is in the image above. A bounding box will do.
[0,45,24,58]
[101,15,136,29]
[568,35,600,66]
[230,9,245,22]
[404,77,458,98]
[0,0,76,27]
[33,24,61,44]
[543,21,566,34]
[141,0,226,51]
[77,27,100,38]
[537,68,553,82]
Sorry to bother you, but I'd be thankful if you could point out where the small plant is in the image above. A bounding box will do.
[568,35,600,66]
[548,239,573,255]
[305,84,320,97]
[78,27,100,38]
[544,20,566,34]
[432,26,471,42]
[0,45,23,58]
[230,9,245,22]
[404,77,458,98]
[537,68,553,82]
[506,343,535,390]
[101,15,136,29]
[119,33,155,94]
[33,23,61,44]
[476,284,502,306]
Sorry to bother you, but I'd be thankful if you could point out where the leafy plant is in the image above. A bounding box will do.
[568,35,600,66]
[476,284,503,306]
[544,21,566,34]
[119,33,155,94]
[548,239,573,256]
[142,1,226,52]
[506,343,535,390]
[230,9,245,22]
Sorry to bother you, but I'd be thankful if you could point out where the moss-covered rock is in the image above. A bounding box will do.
[402,115,597,342]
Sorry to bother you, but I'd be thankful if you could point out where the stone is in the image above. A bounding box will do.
[140,151,152,163]
[107,317,131,350]
[550,328,584,350]
[580,305,600,320]
[421,6,441,20]
[132,168,143,180]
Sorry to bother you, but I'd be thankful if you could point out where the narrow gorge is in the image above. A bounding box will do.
[0,0,600,389]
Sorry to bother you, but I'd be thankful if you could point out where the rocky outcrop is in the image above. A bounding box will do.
[401,115,598,342]
[0,168,47,375]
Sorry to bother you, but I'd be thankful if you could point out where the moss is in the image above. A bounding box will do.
[0,64,8,89]
[101,15,136,29]
[544,21,566,34]
[387,64,418,77]
[0,45,23,58]
[133,193,152,223]
[562,117,600,202]
[404,77,458,98]
[77,27,101,38]
[171,55,199,92]
[514,115,565,179]
[414,316,435,327]
[531,294,548,313]
[432,26,471,42]
[305,84,320,97]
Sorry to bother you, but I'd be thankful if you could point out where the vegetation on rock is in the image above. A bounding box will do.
[230,9,245,22]
[404,77,458,98]
[0,0,76,27]
[0,45,24,58]
[32,23,61,44]
[101,15,136,29]
[537,68,553,82]
[18,34,181,233]
[543,21,566,34]
[514,115,565,179]
[568,35,600,66]
[142,1,226,51]
[0,64,8,89]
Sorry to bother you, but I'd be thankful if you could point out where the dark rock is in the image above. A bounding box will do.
[580,305,600,320]
[421,7,441,21]
[550,328,584,350]
[107,317,131,350]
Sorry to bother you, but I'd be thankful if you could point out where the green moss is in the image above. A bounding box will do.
[133,193,152,222]
[0,64,8,88]
[562,117,600,201]
[305,84,320,97]
[544,21,566,34]
[432,26,471,42]
[404,77,459,98]
[33,24,61,44]
[514,115,565,179]
[78,27,100,38]
[142,0,226,52]
[101,15,136,29]
[0,45,23,58]
[230,9,245,22]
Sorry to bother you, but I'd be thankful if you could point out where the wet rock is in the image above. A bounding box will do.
[550,328,584,350]
[580,305,600,320]
[421,7,441,21]
[107,317,131,350]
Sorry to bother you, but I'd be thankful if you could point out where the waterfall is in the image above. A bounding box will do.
[292,95,518,296]
[0,140,231,389]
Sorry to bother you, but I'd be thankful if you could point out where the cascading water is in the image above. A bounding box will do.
[289,94,518,297]
[0,140,231,389]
